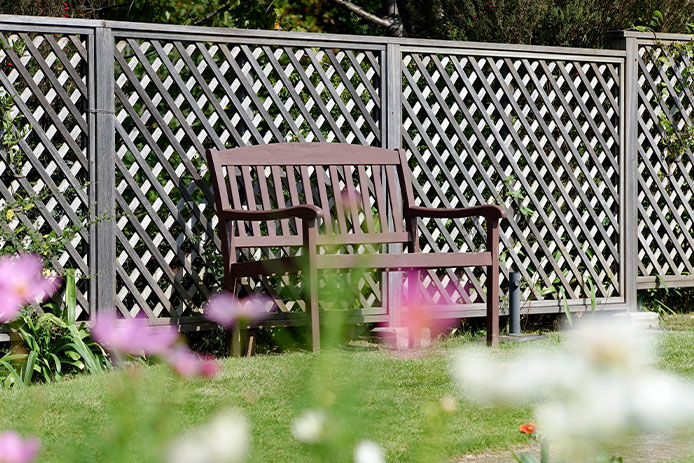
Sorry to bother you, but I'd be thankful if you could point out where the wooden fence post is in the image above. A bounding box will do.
[383,43,404,328]
[612,33,639,310]
[89,25,116,317]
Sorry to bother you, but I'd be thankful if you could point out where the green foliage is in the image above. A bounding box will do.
[400,0,692,47]
[0,273,110,388]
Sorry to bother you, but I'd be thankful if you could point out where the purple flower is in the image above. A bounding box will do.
[164,345,218,378]
[203,293,271,328]
[91,315,179,356]
[0,254,60,322]
[0,431,40,463]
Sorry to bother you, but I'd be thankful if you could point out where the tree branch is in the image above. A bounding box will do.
[192,3,233,26]
[331,0,393,28]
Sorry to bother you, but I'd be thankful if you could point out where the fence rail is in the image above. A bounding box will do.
[0,15,690,328]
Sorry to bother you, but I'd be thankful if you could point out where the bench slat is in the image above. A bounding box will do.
[330,165,349,235]
[343,165,362,235]
[231,232,410,248]
[386,165,404,233]
[208,143,401,166]
[256,165,277,237]
[271,166,291,236]
[371,166,388,233]
[316,252,493,270]
[357,165,376,233]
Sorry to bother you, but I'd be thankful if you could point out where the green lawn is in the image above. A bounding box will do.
[0,316,693,463]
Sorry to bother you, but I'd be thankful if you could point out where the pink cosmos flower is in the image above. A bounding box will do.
[0,254,60,322]
[0,431,40,463]
[340,186,363,212]
[383,270,460,348]
[203,293,271,328]
[91,315,179,356]
[164,345,219,378]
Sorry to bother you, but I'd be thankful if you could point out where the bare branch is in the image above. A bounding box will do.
[192,3,233,26]
[331,0,393,28]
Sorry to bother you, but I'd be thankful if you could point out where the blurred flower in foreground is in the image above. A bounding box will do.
[165,345,218,379]
[450,318,694,460]
[291,409,329,444]
[204,293,270,328]
[0,430,40,463]
[91,315,178,356]
[354,440,386,463]
[519,423,535,435]
[167,409,250,463]
[354,440,385,463]
[381,270,460,349]
[0,254,60,322]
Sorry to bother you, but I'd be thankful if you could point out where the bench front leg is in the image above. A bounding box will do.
[486,217,500,347]
[302,218,320,352]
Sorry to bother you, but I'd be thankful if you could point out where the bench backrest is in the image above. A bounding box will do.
[206,143,416,248]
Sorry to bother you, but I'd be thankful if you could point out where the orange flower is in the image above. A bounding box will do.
[519,423,536,434]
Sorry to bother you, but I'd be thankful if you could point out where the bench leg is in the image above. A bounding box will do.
[486,219,500,347]
[306,264,320,352]
[226,272,245,358]
[303,219,320,352]
[230,324,243,357]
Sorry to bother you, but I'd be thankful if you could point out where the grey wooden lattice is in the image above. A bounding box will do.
[635,39,694,289]
[0,28,91,318]
[402,50,622,309]
[3,16,693,328]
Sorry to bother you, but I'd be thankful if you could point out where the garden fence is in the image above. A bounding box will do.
[0,15,690,329]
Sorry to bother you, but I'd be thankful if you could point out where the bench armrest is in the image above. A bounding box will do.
[220,205,323,221]
[408,205,507,220]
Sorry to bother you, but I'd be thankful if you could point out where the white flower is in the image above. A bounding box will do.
[354,440,385,463]
[449,318,694,461]
[291,409,328,444]
[167,409,250,463]
[449,345,585,405]
[568,318,656,373]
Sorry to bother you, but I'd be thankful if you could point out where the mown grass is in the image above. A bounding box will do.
[0,315,692,463]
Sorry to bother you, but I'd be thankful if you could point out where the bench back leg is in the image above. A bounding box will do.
[303,219,320,352]
[486,218,500,347]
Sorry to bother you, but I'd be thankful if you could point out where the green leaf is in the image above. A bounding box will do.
[559,287,572,327]
[22,350,37,384]
[512,452,541,463]
[64,268,76,325]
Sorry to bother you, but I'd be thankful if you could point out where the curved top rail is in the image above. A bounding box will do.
[207,143,401,166]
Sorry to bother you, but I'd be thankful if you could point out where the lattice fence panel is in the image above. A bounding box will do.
[0,30,91,318]
[402,52,622,306]
[636,43,694,288]
[113,36,383,318]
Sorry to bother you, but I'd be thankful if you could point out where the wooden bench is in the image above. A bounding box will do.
[206,143,507,352]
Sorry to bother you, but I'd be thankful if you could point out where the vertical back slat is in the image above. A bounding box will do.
[271,165,291,235]
[300,166,314,205]
[225,165,247,238]
[256,165,277,236]
[343,165,362,234]
[286,165,301,233]
[330,165,349,235]
[371,165,388,233]
[386,165,403,232]
[315,166,334,234]
[241,165,262,236]
[357,165,376,233]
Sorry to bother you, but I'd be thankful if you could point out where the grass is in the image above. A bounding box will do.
[0,315,692,463]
